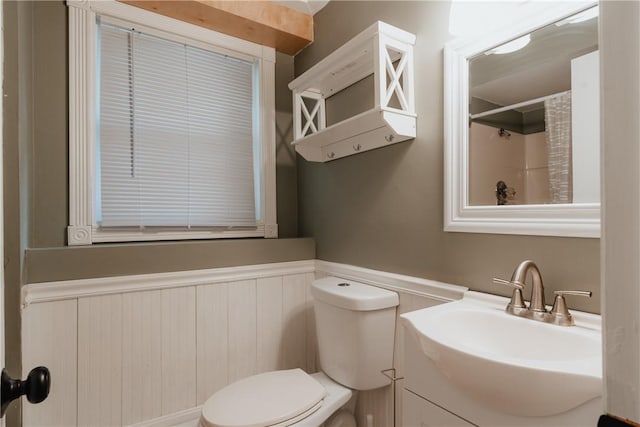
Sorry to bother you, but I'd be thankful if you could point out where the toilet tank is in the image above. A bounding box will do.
[311,276,399,391]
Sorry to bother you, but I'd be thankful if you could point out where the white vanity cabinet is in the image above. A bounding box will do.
[402,334,476,427]
[403,389,474,427]
[402,323,601,427]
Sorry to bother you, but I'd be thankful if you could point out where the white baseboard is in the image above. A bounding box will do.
[128,406,201,427]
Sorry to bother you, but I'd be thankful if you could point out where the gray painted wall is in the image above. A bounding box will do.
[295,1,600,313]
[25,238,315,283]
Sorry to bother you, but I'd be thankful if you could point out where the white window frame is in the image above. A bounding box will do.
[67,0,277,245]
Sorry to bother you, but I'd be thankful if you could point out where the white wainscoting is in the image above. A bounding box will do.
[21,260,466,426]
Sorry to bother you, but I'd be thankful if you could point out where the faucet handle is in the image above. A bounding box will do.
[492,277,524,290]
[550,290,592,326]
[554,290,592,297]
[492,278,527,313]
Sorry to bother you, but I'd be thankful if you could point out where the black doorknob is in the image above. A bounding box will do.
[1,367,51,417]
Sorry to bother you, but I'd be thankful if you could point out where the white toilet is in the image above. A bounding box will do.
[200,276,399,427]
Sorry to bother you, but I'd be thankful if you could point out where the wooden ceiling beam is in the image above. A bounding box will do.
[118,0,314,55]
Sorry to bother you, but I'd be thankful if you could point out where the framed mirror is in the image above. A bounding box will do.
[444,2,600,237]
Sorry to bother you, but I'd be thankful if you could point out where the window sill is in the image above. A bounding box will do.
[68,224,278,245]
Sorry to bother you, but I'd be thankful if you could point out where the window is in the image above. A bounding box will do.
[67,1,277,245]
[98,22,259,228]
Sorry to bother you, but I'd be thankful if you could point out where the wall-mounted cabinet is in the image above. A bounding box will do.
[289,21,417,162]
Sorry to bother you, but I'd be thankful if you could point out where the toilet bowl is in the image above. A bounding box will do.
[199,276,399,427]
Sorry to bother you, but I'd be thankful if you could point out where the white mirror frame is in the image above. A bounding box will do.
[444,1,600,238]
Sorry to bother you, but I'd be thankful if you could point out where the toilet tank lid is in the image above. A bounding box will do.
[311,277,399,311]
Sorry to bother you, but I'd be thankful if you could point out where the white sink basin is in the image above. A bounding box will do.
[401,292,602,417]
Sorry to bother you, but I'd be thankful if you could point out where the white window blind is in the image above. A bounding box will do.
[98,21,258,229]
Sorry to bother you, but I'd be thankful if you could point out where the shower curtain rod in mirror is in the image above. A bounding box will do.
[470,90,571,120]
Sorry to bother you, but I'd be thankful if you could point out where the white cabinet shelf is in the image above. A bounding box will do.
[289,21,417,162]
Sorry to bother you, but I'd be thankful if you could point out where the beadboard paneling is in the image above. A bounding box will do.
[78,294,123,426]
[161,287,197,415]
[21,267,315,427]
[228,280,258,382]
[305,272,318,373]
[21,260,461,426]
[22,299,78,427]
[196,282,229,405]
[257,276,284,372]
[19,261,318,426]
[122,290,163,424]
[282,274,308,370]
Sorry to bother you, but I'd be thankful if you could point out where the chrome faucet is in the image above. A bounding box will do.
[493,260,592,326]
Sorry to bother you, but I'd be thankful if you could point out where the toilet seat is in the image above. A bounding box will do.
[200,369,327,427]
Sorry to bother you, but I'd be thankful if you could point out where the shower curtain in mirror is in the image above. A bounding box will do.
[545,91,573,204]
